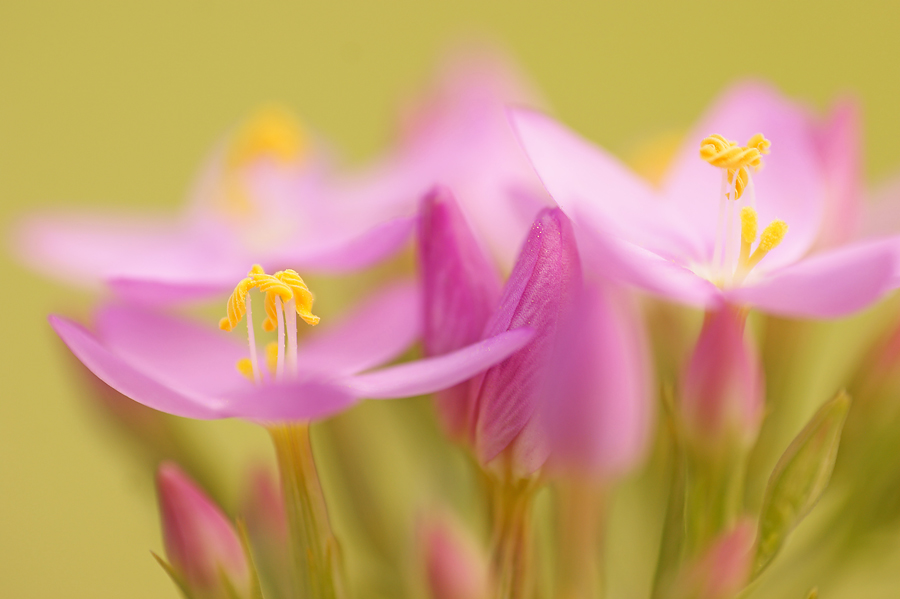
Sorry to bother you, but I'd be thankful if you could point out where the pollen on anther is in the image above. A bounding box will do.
[740,207,758,243]
[236,358,255,381]
[759,220,788,251]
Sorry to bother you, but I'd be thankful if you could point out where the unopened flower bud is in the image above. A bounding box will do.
[420,514,490,599]
[680,308,763,450]
[156,462,251,599]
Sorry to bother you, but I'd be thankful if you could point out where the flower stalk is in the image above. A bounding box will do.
[488,477,538,599]
[269,423,345,599]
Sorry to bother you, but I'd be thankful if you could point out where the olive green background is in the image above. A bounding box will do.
[2,2,900,597]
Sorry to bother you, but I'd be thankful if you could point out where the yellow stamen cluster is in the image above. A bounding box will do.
[220,264,320,332]
[699,133,771,199]
[226,105,307,170]
[735,207,788,282]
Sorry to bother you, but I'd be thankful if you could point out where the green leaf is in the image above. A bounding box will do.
[151,552,196,599]
[752,391,851,578]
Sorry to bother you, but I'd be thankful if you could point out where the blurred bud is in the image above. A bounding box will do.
[680,307,763,450]
[418,186,501,439]
[543,281,652,481]
[156,462,251,599]
[420,513,490,599]
[675,520,753,599]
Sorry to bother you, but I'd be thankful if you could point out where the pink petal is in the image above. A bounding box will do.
[470,209,582,469]
[295,280,422,376]
[49,315,224,419]
[509,108,702,262]
[662,82,826,271]
[220,379,358,422]
[418,187,502,437]
[344,328,534,400]
[95,305,250,398]
[725,238,900,318]
[544,283,653,480]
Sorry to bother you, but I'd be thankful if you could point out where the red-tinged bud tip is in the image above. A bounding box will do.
[677,521,754,599]
[421,514,490,599]
[156,462,250,597]
[680,308,763,450]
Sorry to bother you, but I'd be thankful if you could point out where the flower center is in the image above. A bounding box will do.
[220,105,307,220]
[699,133,787,287]
[220,264,319,383]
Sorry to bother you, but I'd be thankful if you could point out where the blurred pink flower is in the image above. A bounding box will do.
[49,281,533,422]
[15,106,416,304]
[511,83,900,318]
[156,462,251,598]
[680,307,764,450]
[419,190,582,476]
[542,281,653,480]
[420,512,490,599]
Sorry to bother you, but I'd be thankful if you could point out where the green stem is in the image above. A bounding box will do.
[269,423,345,599]
[489,478,537,599]
[683,448,746,558]
[555,480,607,599]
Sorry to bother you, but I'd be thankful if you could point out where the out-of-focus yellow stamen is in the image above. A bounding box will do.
[700,133,771,200]
[738,206,758,268]
[236,358,255,382]
[265,341,280,376]
[226,105,307,170]
[734,217,789,283]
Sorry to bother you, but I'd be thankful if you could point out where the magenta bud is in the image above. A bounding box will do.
[680,308,763,449]
[420,514,490,599]
[419,186,501,439]
[156,462,251,598]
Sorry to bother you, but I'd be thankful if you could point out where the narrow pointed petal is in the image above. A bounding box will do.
[344,328,534,400]
[725,238,900,318]
[544,283,653,479]
[812,97,864,248]
[470,208,582,470]
[419,187,502,436]
[95,305,250,397]
[49,315,224,419]
[295,281,421,376]
[269,215,416,273]
[509,108,702,261]
[663,82,825,270]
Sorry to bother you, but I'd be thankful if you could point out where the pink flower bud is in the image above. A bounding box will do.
[420,514,490,599]
[678,520,754,599]
[156,462,250,598]
[680,308,763,449]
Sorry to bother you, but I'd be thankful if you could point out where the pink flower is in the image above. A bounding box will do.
[156,462,251,598]
[15,105,416,304]
[49,279,533,423]
[419,190,583,476]
[511,83,900,318]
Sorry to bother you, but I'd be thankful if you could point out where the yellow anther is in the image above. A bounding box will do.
[727,166,750,200]
[738,207,758,269]
[219,276,256,332]
[746,133,771,156]
[253,273,293,332]
[759,220,788,252]
[740,207,758,244]
[265,341,280,376]
[700,134,762,171]
[236,358,255,382]
[226,104,307,170]
[277,269,320,326]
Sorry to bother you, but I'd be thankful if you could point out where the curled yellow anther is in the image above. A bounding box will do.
[746,133,771,156]
[219,264,268,331]
[701,133,771,200]
[252,273,293,332]
[277,269,320,326]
